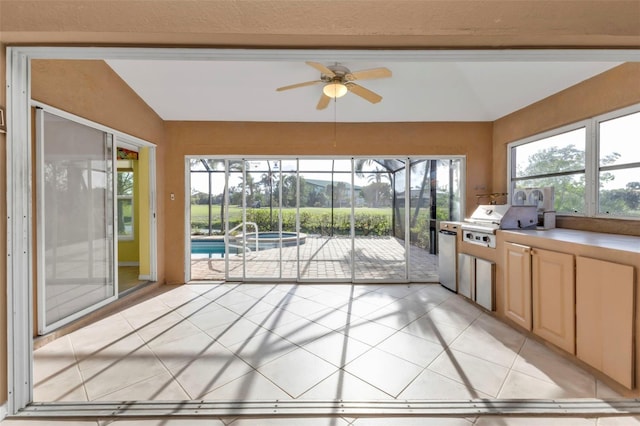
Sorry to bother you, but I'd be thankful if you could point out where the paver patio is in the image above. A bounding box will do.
[191,236,438,281]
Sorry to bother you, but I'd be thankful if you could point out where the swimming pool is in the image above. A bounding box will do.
[191,232,306,258]
[238,231,304,248]
[191,240,237,259]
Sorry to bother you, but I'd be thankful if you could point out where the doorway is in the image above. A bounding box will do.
[35,104,157,335]
[116,144,154,294]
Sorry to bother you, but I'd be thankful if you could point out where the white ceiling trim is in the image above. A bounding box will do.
[17,46,640,62]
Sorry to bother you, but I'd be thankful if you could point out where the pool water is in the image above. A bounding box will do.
[191,240,237,259]
[191,232,305,258]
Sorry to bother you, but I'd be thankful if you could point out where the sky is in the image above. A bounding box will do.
[189,159,459,195]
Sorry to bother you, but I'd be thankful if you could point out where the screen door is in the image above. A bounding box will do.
[36,110,117,334]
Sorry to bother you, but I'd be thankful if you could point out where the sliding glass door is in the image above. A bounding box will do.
[37,110,117,334]
[189,156,463,283]
[354,159,406,281]
[280,160,299,280]
[244,160,282,279]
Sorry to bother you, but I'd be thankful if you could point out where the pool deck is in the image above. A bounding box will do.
[191,236,439,282]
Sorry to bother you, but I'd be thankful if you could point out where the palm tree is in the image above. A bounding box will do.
[260,168,278,230]
[410,160,430,229]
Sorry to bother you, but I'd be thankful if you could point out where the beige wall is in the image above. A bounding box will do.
[163,120,493,283]
[29,60,168,289]
[1,0,639,412]
[1,1,639,47]
[493,62,640,237]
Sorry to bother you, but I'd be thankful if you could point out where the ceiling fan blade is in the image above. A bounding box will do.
[347,83,382,104]
[346,67,392,81]
[276,80,322,91]
[306,61,336,77]
[316,93,331,110]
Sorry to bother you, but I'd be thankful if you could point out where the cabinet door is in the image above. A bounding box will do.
[532,248,575,354]
[504,242,532,330]
[576,256,634,389]
[476,258,495,311]
[458,253,475,299]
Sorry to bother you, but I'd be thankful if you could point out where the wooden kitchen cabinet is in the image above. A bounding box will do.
[504,242,532,330]
[499,228,640,391]
[504,243,576,354]
[532,248,575,354]
[576,256,635,389]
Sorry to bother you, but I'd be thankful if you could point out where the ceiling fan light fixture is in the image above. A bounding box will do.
[323,82,348,98]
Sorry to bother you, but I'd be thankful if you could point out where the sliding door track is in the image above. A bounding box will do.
[15,399,640,419]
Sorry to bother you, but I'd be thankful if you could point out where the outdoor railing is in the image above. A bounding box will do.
[228,221,259,253]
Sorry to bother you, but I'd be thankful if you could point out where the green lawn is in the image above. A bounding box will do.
[191,204,395,236]
[190,204,434,245]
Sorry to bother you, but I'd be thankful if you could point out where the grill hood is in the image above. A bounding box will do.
[465,204,538,230]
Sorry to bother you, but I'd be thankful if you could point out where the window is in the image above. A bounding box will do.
[117,167,134,239]
[597,110,640,217]
[512,126,587,214]
[509,104,640,219]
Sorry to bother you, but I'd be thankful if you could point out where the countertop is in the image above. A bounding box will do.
[499,228,640,255]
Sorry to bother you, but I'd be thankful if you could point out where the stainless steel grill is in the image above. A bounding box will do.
[461,204,537,248]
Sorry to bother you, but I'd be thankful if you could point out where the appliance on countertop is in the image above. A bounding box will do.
[438,221,461,293]
[512,186,556,229]
[461,204,538,248]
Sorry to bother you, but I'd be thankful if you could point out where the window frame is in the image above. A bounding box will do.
[117,168,135,240]
[594,104,640,219]
[507,102,640,220]
[508,119,591,217]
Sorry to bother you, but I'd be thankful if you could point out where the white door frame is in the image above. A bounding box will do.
[6,46,640,415]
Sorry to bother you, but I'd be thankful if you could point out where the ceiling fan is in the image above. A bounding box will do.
[276,61,392,110]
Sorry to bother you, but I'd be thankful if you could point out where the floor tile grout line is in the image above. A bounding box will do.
[67,320,145,403]
[93,370,186,402]
[401,304,488,398]
[493,329,530,399]
[201,366,294,402]
[68,333,92,403]
[226,331,300,371]
[77,316,189,401]
[444,336,524,372]
[367,328,434,370]
[500,339,598,391]
[133,315,196,401]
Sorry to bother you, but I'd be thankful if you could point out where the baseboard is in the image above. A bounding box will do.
[1,401,8,420]
[118,262,140,267]
[138,275,152,281]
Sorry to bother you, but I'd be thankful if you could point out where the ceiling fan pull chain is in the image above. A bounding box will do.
[334,97,337,147]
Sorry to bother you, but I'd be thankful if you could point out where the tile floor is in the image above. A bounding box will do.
[24,282,632,424]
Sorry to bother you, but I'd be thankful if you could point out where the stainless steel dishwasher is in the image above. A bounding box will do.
[438,221,460,292]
